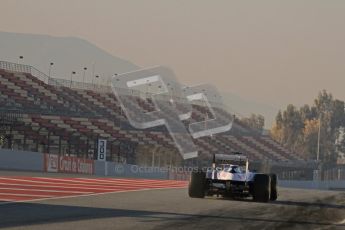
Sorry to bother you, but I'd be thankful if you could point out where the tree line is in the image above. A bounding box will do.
[270,90,345,164]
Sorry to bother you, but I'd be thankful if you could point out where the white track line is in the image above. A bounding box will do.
[0,193,55,198]
[39,177,183,185]
[76,177,186,185]
[0,177,137,186]
[1,177,174,185]
[0,177,186,188]
[0,198,14,202]
[0,179,185,192]
[0,182,122,191]
[0,187,91,194]
[76,177,186,183]
[0,179,185,190]
[0,186,186,206]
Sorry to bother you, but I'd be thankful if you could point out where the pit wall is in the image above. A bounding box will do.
[0,149,188,180]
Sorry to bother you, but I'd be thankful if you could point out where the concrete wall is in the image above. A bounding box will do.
[2,149,345,185]
[94,161,169,179]
[0,150,171,179]
[0,149,43,171]
[279,180,345,190]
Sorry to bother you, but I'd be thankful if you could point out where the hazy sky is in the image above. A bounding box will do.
[1,0,345,111]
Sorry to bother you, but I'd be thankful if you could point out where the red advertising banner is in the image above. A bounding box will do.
[44,154,94,175]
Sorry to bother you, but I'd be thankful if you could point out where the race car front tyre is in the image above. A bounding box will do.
[188,171,206,198]
[270,174,278,201]
[253,174,270,202]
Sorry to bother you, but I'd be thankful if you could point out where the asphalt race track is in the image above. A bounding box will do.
[0,172,344,230]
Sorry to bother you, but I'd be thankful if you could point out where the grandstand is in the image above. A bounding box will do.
[0,60,309,177]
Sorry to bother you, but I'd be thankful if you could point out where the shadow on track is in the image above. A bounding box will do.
[0,202,344,229]
[273,200,345,209]
[213,196,345,210]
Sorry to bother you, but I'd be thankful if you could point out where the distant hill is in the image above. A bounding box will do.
[0,31,277,127]
[222,92,278,129]
[0,31,138,83]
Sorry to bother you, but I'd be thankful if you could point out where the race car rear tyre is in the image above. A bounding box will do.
[188,171,206,198]
[270,174,278,201]
[253,174,270,202]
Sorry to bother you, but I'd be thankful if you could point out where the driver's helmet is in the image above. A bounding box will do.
[229,165,242,173]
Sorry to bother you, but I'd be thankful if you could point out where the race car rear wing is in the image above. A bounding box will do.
[212,153,249,174]
[214,153,248,162]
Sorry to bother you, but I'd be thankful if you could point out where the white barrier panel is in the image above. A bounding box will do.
[279,180,345,190]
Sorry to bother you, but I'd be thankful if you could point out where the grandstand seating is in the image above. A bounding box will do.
[0,63,305,166]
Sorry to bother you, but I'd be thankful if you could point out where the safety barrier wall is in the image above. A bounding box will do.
[0,149,43,171]
[279,180,345,190]
[0,150,182,180]
[44,154,94,175]
[94,161,170,179]
[4,149,345,186]
[3,149,345,185]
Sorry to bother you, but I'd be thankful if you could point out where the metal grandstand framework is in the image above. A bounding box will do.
[0,109,23,129]
[0,61,227,107]
[0,61,49,84]
[0,60,110,93]
[0,109,24,149]
[0,60,317,179]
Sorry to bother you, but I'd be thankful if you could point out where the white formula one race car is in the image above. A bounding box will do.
[188,153,278,202]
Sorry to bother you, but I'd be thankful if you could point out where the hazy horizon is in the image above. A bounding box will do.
[1,0,345,125]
